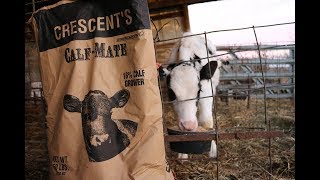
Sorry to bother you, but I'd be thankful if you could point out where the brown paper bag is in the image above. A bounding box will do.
[28,0,175,179]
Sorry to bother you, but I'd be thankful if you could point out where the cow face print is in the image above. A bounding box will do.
[63,89,138,162]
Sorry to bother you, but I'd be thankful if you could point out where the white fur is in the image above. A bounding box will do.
[165,32,222,159]
[168,32,217,67]
[198,64,221,127]
[169,65,199,126]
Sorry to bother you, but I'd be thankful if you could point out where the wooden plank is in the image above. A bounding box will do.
[150,11,184,20]
[148,0,220,10]
[164,130,284,142]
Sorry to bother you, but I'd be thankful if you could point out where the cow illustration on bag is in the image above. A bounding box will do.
[63,89,138,162]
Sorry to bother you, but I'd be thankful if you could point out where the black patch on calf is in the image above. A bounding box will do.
[188,54,201,65]
[166,75,176,101]
[168,88,176,101]
[193,54,201,64]
[158,66,167,80]
[196,78,201,106]
[200,61,218,80]
[167,63,178,71]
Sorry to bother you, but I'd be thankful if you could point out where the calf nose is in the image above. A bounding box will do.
[179,121,198,131]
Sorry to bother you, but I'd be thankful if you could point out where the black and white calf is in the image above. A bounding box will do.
[159,32,229,159]
[63,89,138,162]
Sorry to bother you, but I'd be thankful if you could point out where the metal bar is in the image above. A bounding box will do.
[223,50,243,88]
[217,83,295,90]
[155,23,294,43]
[225,58,295,65]
[161,93,293,105]
[239,63,274,94]
[217,44,295,51]
[212,44,295,59]
[252,25,272,179]
[215,92,294,99]
[164,130,284,142]
[159,45,294,65]
[204,32,220,179]
[205,22,295,34]
[220,72,294,79]
[251,94,293,99]
[167,151,294,161]
[290,48,296,103]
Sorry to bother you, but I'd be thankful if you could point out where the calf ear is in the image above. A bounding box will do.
[110,89,130,108]
[63,95,82,112]
[158,66,169,80]
[166,75,176,101]
[200,61,218,80]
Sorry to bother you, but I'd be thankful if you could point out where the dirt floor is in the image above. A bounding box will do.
[25,86,295,180]
[25,100,50,180]
[161,90,295,180]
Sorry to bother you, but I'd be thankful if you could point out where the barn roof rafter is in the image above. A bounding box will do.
[148,0,220,11]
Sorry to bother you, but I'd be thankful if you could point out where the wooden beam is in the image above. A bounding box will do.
[148,0,219,11]
[150,10,184,21]
[183,3,190,31]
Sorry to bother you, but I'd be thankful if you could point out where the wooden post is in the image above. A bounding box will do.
[183,4,190,32]
[247,76,251,109]
[289,47,295,106]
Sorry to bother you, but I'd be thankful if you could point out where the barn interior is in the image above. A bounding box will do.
[25,0,295,179]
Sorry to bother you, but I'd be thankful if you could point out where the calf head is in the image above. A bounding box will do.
[166,60,224,131]
[63,89,137,162]
[167,64,199,131]
[162,32,229,132]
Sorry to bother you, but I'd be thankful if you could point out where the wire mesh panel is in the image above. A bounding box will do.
[155,22,295,179]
